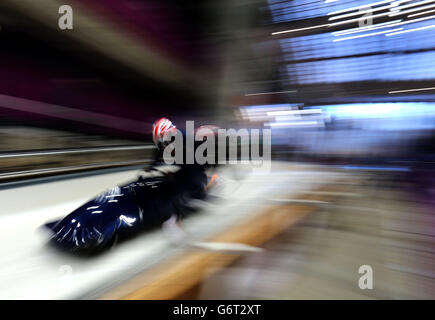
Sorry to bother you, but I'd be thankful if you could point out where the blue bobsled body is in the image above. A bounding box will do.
[44,168,207,252]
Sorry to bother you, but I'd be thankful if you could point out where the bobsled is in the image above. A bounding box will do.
[44,166,208,253]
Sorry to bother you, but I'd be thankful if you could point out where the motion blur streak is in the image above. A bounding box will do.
[0,0,434,300]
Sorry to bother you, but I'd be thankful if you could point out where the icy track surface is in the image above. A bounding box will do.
[0,162,348,299]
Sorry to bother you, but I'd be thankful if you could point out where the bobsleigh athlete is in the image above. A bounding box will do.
[150,117,220,195]
[43,117,220,252]
[149,118,220,241]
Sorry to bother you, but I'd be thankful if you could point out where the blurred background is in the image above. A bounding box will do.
[0,0,434,299]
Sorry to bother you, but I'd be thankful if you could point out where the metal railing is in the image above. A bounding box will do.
[0,144,155,158]
[0,144,156,182]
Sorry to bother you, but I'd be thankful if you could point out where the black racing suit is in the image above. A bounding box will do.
[147,131,210,218]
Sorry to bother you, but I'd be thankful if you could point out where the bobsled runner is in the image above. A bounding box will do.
[43,166,209,253]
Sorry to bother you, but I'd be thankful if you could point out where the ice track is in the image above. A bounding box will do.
[0,162,348,299]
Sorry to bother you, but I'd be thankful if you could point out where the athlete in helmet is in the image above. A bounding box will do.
[150,117,219,169]
[152,117,177,151]
[149,117,221,243]
[150,117,208,243]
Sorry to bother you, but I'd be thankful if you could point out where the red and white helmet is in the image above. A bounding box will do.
[152,117,177,147]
